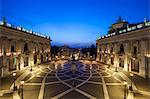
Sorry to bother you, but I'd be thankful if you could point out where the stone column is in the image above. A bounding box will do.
[148,57,150,79]
[140,39,147,77]
[114,54,119,67]
[124,54,128,71]
[29,53,34,67]
[114,43,119,67]
[97,45,100,60]
[20,55,24,70]
[124,42,129,71]
[96,52,100,61]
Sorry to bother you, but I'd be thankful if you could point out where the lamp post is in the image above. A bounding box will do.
[129,73,134,91]
[115,66,117,72]
[20,81,24,99]
[72,79,75,87]
[90,56,92,61]
[90,56,92,70]
[30,60,33,71]
[13,72,16,91]
[30,66,32,71]
[123,81,127,99]
[90,56,92,64]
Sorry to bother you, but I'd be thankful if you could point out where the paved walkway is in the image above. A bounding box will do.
[1,60,150,99]
[107,64,150,91]
[99,62,150,99]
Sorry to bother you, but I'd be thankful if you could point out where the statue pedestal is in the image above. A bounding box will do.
[71,64,77,74]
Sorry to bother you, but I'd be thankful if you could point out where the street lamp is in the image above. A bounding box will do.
[129,73,134,91]
[123,81,127,99]
[13,72,17,91]
[30,60,33,71]
[90,56,92,63]
[30,66,32,71]
[115,65,118,72]
[20,81,24,99]
[90,56,92,70]
[72,79,75,87]
[114,61,118,72]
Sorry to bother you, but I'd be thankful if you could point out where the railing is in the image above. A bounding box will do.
[0,21,50,39]
[98,21,150,40]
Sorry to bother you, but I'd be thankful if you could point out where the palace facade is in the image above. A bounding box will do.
[0,19,51,77]
[96,18,150,78]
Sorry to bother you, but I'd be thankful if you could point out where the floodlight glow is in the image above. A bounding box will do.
[123,81,127,85]
[20,81,24,84]
[13,72,16,76]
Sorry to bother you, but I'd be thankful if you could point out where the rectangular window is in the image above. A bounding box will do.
[134,47,137,54]
[11,45,15,52]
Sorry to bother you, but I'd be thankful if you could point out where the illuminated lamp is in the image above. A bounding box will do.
[6,52,11,56]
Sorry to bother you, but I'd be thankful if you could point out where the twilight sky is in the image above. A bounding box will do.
[0,0,149,47]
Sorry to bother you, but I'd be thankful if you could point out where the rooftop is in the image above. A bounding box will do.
[97,19,150,40]
[0,18,50,40]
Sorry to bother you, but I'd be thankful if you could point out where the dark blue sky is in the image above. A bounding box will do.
[1,0,149,47]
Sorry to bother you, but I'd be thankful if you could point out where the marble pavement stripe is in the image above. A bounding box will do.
[45,81,61,85]
[97,72,110,99]
[106,83,124,85]
[13,91,20,99]
[51,89,73,99]
[24,83,42,85]
[75,88,97,99]
[118,72,137,91]
[38,71,51,99]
